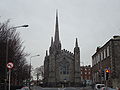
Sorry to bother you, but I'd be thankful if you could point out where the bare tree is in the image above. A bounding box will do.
[0,20,29,86]
[33,65,44,85]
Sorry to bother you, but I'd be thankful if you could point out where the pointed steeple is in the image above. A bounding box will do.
[75,38,78,47]
[51,37,53,46]
[49,37,54,55]
[74,38,80,53]
[46,50,48,56]
[52,10,61,53]
[54,10,60,43]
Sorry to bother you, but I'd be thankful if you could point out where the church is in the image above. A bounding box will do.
[44,12,81,87]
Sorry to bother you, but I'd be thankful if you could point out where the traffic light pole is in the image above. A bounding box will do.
[106,80,108,89]
[101,70,105,83]
[105,69,110,87]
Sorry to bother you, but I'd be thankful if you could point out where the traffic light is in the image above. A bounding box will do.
[106,72,109,80]
[105,69,110,80]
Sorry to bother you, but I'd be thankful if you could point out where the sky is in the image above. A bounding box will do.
[0,0,120,68]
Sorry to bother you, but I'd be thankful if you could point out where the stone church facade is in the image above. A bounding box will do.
[44,12,81,87]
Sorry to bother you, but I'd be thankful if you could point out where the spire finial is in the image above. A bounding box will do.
[75,38,78,47]
[54,10,60,42]
[56,9,58,18]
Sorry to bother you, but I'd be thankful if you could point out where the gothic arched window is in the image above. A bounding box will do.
[59,59,70,75]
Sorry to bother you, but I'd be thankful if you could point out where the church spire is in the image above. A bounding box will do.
[46,50,48,56]
[74,38,80,53]
[53,10,61,52]
[54,10,60,42]
[75,38,78,47]
[51,37,53,46]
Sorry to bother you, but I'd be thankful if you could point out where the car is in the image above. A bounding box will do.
[94,84,105,90]
[21,87,30,90]
[100,87,117,90]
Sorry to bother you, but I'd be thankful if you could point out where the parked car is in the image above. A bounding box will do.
[100,87,116,90]
[21,87,30,90]
[94,84,105,90]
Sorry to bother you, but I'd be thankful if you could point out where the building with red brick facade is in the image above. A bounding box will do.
[80,65,92,85]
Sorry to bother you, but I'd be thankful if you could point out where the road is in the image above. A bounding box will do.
[31,86,93,90]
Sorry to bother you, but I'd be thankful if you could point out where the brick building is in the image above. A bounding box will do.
[92,36,120,88]
[80,65,92,85]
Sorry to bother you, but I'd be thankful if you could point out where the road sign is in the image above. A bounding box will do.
[7,62,14,69]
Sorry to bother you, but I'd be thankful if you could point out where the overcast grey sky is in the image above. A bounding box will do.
[1,0,120,68]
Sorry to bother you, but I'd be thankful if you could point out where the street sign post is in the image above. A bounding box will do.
[7,62,14,90]
[7,62,14,69]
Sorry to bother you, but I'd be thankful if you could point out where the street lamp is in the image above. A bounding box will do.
[5,24,29,90]
[9,25,29,30]
[29,54,40,87]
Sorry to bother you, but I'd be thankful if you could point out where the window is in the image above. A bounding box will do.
[98,54,100,62]
[96,55,98,63]
[96,53,100,63]
[101,52,103,60]
[107,46,110,57]
[104,49,106,59]
[102,51,104,60]
[59,61,70,75]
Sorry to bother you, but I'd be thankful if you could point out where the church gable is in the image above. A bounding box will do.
[55,49,74,69]
[56,52,74,73]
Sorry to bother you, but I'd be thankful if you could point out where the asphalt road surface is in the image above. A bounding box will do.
[31,86,93,90]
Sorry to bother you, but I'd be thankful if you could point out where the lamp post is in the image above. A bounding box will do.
[29,54,40,87]
[5,24,29,90]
